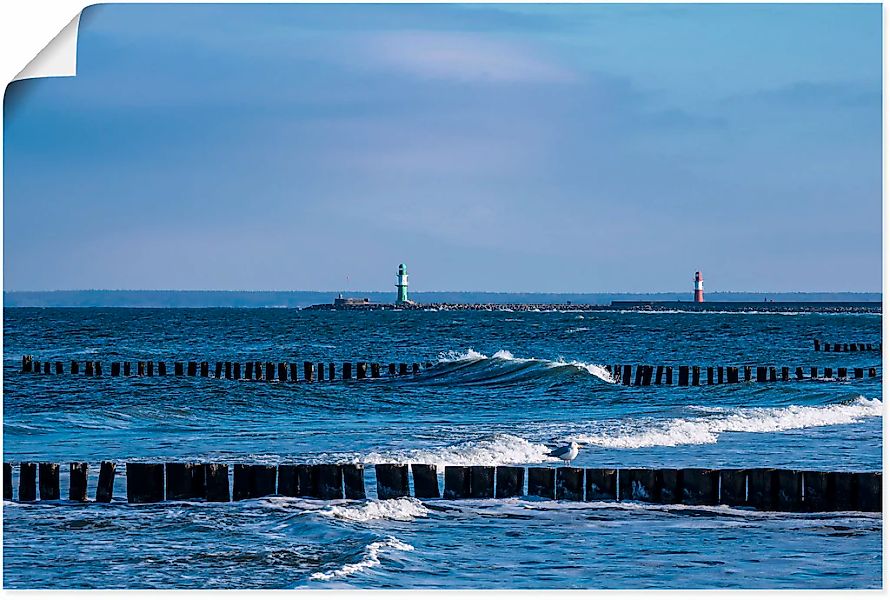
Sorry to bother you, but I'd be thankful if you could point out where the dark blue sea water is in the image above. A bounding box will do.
[3,307,883,588]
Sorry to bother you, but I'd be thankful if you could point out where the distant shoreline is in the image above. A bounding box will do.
[3,290,882,309]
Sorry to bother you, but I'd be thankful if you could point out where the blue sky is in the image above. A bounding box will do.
[3,3,882,292]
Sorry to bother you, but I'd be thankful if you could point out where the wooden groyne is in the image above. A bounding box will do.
[606,364,878,386]
[813,339,882,353]
[2,462,879,512]
[19,356,432,382]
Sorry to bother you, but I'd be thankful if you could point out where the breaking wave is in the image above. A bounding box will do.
[574,396,883,448]
[322,498,429,522]
[309,537,414,581]
[363,433,556,468]
[430,348,615,385]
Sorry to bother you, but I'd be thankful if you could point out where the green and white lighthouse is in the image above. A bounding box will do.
[396,263,409,304]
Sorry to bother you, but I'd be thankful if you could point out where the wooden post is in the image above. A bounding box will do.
[655,469,681,503]
[232,464,276,500]
[147,361,154,376]
[469,466,495,499]
[313,464,343,500]
[201,361,210,378]
[46,361,54,375]
[111,362,121,376]
[19,463,37,502]
[389,363,396,376]
[665,366,673,385]
[38,463,60,500]
[444,466,471,499]
[619,468,656,502]
[838,367,847,379]
[246,362,254,380]
[215,362,223,379]
[233,362,241,380]
[158,361,167,376]
[96,461,116,502]
[857,472,881,512]
[138,361,145,376]
[495,466,525,498]
[33,360,41,375]
[824,367,833,379]
[585,468,617,501]
[781,366,789,381]
[717,366,724,384]
[527,467,555,499]
[317,362,325,381]
[680,468,719,505]
[412,464,440,498]
[412,363,420,374]
[796,367,804,380]
[55,361,63,375]
[123,362,131,376]
[329,363,335,380]
[205,464,230,502]
[375,464,409,499]
[813,338,820,351]
[69,462,89,502]
[21,355,32,373]
[343,464,366,500]
[869,367,877,377]
[175,362,184,376]
[640,365,653,386]
[719,469,746,506]
[769,367,777,382]
[746,468,775,510]
[304,362,314,382]
[289,363,298,382]
[371,363,381,378]
[691,366,700,386]
[707,366,714,385]
[633,365,643,386]
[622,365,632,386]
[224,362,232,379]
[555,467,584,501]
[126,463,164,503]
[756,366,766,382]
[357,362,367,380]
[85,361,94,376]
[166,463,206,500]
[854,367,864,378]
[343,362,352,380]
[265,362,275,382]
[810,366,817,379]
[188,362,197,376]
[399,363,408,376]
[773,469,802,512]
[744,366,752,381]
[655,366,664,385]
[71,361,79,375]
[278,363,287,382]
[834,343,841,352]
[678,366,689,386]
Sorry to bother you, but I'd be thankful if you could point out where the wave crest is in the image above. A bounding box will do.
[433,348,615,384]
[309,537,413,581]
[364,433,555,468]
[322,498,428,522]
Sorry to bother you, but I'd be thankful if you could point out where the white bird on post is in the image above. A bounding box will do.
[548,441,580,465]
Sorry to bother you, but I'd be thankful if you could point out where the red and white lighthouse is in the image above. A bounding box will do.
[694,271,704,303]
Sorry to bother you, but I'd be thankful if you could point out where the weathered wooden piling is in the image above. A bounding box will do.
[225,362,232,379]
[469,466,495,499]
[313,464,343,500]
[719,469,746,506]
[769,366,777,382]
[265,362,274,381]
[215,362,223,378]
[622,365,632,386]
[38,463,60,501]
[641,365,653,386]
[175,362,184,376]
[495,466,525,498]
[111,362,121,376]
[328,363,335,380]
[371,363,381,379]
[3,463,11,500]
[869,367,877,377]
[527,467,555,499]
[727,367,739,384]
[166,463,206,500]
[665,366,673,385]
[233,362,241,380]
[188,361,197,376]
[357,362,368,380]
[745,468,775,510]
[411,464,440,498]
[45,361,53,375]
[838,367,847,379]
[799,471,829,511]
[124,362,132,376]
[412,363,420,374]
[21,355,32,373]
[55,361,63,375]
[158,361,167,376]
[813,338,820,351]
[655,365,664,385]
[245,362,254,379]
[585,468,617,501]
[834,343,841,352]
[680,468,719,505]
[399,363,408,376]
[71,361,79,374]
[304,362,314,382]
[811,366,818,379]
[277,465,301,497]
[201,362,210,377]
[717,366,724,384]
[756,366,766,382]
[678,366,689,386]
[707,366,714,385]
[796,367,803,380]
[69,462,89,502]
[556,467,584,501]
[633,365,643,386]
[31,360,40,374]
[18,463,37,501]
[855,367,864,378]
[824,367,833,379]
[317,362,325,381]
[127,463,165,503]
[655,469,681,503]
[343,464,366,499]
[443,466,471,499]
[374,464,408,500]
[343,362,353,380]
[138,361,145,376]
[85,361,93,376]
[232,464,276,501]
[388,363,396,376]
[773,469,802,511]
[692,366,700,386]
[277,363,286,382]
[96,461,116,502]
[204,463,229,502]
[857,472,881,512]
[287,363,296,382]
[619,468,656,502]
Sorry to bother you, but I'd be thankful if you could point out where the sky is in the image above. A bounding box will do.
[3,3,882,293]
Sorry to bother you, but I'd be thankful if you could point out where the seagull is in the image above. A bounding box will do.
[549,441,580,465]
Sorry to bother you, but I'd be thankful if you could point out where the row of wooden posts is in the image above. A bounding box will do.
[2,462,880,513]
[607,364,878,386]
[813,339,881,353]
[19,356,432,382]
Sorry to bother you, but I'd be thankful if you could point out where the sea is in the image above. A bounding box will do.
[2,307,883,589]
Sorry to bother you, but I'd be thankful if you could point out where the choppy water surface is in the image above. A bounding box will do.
[3,308,882,588]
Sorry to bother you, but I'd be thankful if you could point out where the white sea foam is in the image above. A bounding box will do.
[363,433,556,468]
[574,397,883,449]
[309,537,414,581]
[436,348,615,382]
[322,498,429,522]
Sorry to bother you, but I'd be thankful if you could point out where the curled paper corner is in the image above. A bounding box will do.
[13,12,82,82]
